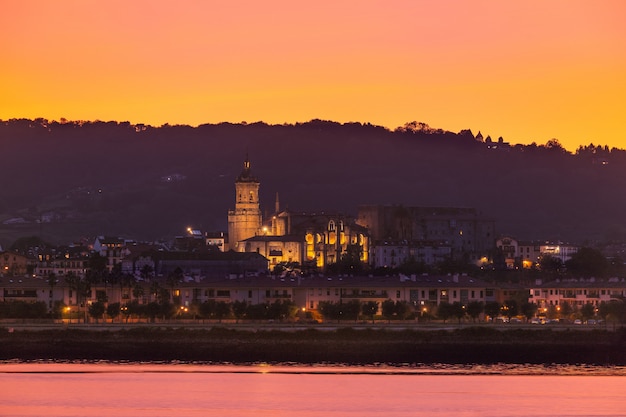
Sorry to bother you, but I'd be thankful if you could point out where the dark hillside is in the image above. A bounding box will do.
[1,119,625,246]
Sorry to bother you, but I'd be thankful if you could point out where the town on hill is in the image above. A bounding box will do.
[1,118,626,247]
[1,149,625,326]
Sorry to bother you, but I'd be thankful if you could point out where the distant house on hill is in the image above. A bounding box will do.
[93,236,127,272]
[0,251,29,276]
[496,236,579,269]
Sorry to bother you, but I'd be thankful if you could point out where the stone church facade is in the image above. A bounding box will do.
[227,157,262,252]
[227,158,369,271]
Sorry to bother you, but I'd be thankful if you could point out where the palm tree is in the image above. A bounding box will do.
[46,272,58,312]
[139,264,154,282]
[64,272,91,323]
[132,283,145,302]
[166,267,184,304]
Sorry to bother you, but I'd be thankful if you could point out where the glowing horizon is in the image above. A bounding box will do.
[2,0,625,151]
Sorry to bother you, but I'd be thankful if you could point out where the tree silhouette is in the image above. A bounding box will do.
[361,301,378,323]
[565,247,608,278]
[466,301,484,323]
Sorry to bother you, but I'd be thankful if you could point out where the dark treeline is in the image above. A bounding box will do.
[1,118,626,245]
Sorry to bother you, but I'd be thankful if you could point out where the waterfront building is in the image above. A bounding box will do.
[529,278,626,308]
[0,273,490,318]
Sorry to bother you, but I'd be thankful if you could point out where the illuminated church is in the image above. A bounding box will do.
[227,157,369,271]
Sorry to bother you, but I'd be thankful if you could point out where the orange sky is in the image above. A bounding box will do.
[2,0,625,151]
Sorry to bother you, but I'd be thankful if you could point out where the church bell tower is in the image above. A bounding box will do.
[227,156,262,251]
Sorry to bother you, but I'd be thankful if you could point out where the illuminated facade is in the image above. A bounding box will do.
[496,236,578,269]
[243,210,370,271]
[93,236,126,272]
[0,251,29,276]
[227,157,262,251]
[529,278,626,309]
[228,157,370,271]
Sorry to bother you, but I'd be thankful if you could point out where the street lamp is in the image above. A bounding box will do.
[65,306,71,324]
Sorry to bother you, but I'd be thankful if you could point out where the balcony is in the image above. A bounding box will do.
[3,290,37,298]
[268,294,292,299]
[341,293,386,299]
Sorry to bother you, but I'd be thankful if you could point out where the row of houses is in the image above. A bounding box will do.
[3,268,625,319]
[0,273,502,314]
[529,278,626,308]
[1,231,584,286]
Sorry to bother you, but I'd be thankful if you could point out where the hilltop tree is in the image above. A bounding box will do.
[538,254,563,275]
[544,138,566,153]
[565,247,608,278]
[9,236,51,254]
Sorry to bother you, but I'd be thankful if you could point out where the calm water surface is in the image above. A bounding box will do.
[1,363,625,417]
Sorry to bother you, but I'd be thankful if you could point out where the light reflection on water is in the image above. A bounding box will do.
[2,360,626,375]
[1,362,626,417]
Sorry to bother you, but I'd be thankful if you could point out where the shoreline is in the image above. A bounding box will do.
[2,326,625,365]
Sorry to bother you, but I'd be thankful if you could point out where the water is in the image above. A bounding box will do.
[1,363,625,416]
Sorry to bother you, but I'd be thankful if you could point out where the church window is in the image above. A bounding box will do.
[328,220,336,231]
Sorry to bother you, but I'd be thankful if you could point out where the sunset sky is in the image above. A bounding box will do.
[2,0,625,151]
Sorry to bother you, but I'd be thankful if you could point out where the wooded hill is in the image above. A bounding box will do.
[1,118,625,247]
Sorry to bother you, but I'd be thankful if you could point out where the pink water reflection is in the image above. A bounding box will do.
[1,363,625,417]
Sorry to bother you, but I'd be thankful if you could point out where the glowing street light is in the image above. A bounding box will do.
[65,306,71,324]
